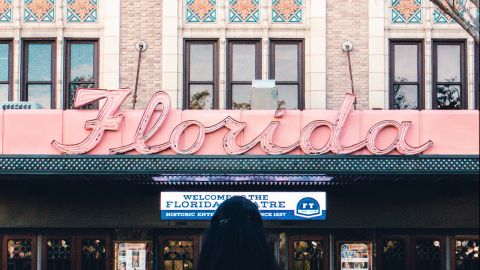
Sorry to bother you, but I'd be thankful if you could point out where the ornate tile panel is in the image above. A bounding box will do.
[392,0,422,23]
[0,0,12,22]
[433,0,465,23]
[24,0,55,22]
[186,0,216,23]
[67,0,97,22]
[272,0,302,23]
[229,0,259,23]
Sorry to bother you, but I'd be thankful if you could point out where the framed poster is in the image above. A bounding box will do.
[114,241,150,270]
[338,242,372,270]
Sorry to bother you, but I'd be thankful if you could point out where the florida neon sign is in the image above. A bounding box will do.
[51,88,433,155]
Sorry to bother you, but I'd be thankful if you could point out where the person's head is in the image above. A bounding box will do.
[197,196,279,270]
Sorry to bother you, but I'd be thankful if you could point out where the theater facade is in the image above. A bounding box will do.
[0,88,479,270]
[1,0,480,270]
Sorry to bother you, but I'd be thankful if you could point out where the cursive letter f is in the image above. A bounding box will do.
[52,88,131,154]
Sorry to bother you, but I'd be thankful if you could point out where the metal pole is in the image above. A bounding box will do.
[346,49,356,109]
[132,43,144,110]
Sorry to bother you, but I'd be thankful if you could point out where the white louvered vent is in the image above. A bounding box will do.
[0,102,44,110]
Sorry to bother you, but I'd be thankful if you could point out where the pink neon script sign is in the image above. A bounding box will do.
[51,89,433,155]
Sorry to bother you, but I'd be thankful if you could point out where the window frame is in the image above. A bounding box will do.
[0,39,13,102]
[226,39,262,109]
[21,39,57,109]
[432,39,468,110]
[389,39,425,110]
[183,39,219,109]
[2,234,38,270]
[269,39,305,110]
[64,39,99,110]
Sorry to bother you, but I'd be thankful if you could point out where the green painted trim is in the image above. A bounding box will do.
[0,155,478,175]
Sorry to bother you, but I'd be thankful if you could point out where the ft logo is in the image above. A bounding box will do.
[295,197,322,218]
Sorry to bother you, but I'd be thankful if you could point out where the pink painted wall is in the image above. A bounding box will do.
[0,109,478,155]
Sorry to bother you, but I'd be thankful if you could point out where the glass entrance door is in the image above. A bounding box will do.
[159,234,199,270]
[288,235,329,270]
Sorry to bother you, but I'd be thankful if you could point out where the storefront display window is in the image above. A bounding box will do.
[114,241,150,270]
[338,242,372,270]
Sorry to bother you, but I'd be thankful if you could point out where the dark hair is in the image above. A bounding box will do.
[197,196,279,270]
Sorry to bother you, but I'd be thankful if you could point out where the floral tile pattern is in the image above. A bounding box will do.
[433,0,465,23]
[0,0,12,22]
[272,0,302,23]
[24,0,55,22]
[67,0,97,22]
[229,0,259,22]
[392,0,422,23]
[186,0,216,23]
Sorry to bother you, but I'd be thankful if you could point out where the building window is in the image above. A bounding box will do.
[227,40,261,109]
[269,40,304,110]
[184,40,218,109]
[432,40,467,110]
[389,40,424,110]
[475,42,479,110]
[0,40,12,102]
[64,40,98,109]
[22,40,56,109]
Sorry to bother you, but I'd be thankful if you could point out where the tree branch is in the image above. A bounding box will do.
[430,0,480,44]
[471,0,479,9]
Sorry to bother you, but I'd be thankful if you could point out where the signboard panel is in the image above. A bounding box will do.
[160,192,326,221]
